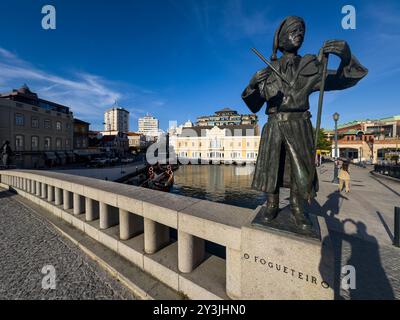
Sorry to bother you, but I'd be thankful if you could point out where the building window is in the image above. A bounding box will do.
[56,121,62,131]
[238,142,241,147]
[15,113,24,126]
[247,142,250,147]
[15,135,24,151]
[31,136,39,150]
[65,139,70,149]
[56,138,62,149]
[192,142,195,147]
[31,117,39,128]
[44,137,51,150]
[231,152,241,159]
[44,120,51,129]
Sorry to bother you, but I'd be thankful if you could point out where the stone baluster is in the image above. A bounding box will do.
[99,202,110,229]
[119,210,144,240]
[47,185,55,202]
[178,231,205,273]
[55,188,63,205]
[41,183,47,199]
[85,198,99,221]
[31,180,36,195]
[143,218,170,254]
[73,193,84,215]
[36,182,41,197]
[63,190,72,210]
[99,203,119,229]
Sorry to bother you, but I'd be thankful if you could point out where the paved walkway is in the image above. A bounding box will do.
[0,190,136,300]
[309,163,400,299]
[52,161,146,181]
[312,163,399,247]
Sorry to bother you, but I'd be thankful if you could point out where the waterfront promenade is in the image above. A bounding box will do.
[309,163,400,299]
[0,162,399,299]
[52,161,146,181]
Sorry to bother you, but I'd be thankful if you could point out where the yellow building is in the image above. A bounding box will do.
[171,124,260,164]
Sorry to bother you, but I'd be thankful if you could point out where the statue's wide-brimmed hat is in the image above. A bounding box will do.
[271,16,305,60]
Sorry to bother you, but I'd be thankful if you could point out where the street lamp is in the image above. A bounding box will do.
[332,112,340,184]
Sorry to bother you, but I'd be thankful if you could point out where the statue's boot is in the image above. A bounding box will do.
[260,193,279,222]
[290,193,313,230]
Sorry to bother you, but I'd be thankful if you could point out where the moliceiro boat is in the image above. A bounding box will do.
[141,165,174,192]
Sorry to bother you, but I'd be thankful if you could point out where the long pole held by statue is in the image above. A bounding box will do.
[308,51,330,202]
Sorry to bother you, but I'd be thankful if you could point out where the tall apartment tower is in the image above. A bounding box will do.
[104,106,129,133]
[138,114,159,136]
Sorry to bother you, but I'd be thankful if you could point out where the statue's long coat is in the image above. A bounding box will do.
[242,53,367,200]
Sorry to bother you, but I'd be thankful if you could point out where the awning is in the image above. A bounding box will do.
[65,151,75,158]
[44,152,57,160]
[74,150,103,157]
[74,150,90,156]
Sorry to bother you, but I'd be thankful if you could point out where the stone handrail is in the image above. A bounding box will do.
[0,170,255,299]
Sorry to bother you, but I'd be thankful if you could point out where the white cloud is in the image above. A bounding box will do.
[0,48,18,59]
[0,47,164,129]
[0,47,120,117]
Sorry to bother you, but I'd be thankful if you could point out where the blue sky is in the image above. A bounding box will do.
[0,0,399,131]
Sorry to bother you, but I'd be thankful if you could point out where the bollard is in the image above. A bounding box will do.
[394,207,400,248]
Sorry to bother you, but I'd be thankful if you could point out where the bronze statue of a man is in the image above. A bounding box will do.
[242,16,367,230]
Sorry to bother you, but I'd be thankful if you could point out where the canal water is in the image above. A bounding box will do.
[170,165,267,209]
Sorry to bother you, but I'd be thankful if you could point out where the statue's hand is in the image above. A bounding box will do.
[249,68,270,89]
[322,40,351,65]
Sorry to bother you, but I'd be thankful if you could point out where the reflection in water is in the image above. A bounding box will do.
[170,165,267,209]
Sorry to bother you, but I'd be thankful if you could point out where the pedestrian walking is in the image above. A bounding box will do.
[1,140,12,169]
[338,161,350,193]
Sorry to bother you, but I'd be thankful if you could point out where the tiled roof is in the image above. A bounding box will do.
[178,124,259,137]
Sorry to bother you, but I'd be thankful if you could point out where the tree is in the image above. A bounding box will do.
[313,128,332,150]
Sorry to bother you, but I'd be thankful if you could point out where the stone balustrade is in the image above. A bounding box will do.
[0,170,255,300]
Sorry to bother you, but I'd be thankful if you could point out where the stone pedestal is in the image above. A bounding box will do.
[241,206,334,300]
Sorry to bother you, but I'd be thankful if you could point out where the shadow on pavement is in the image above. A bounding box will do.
[0,189,14,199]
[310,191,395,300]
